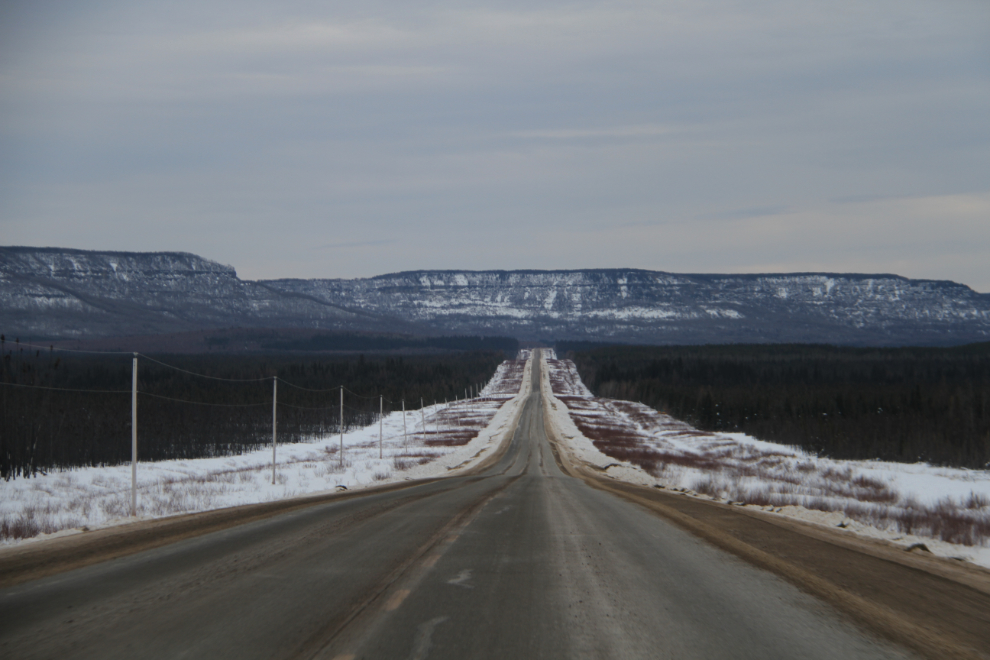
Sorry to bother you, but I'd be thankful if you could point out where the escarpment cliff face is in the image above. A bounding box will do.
[3,247,989,345]
[0,247,403,338]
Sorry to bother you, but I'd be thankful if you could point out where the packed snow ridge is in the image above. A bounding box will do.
[540,350,990,569]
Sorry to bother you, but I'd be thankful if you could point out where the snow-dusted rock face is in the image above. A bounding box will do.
[0,247,376,338]
[266,269,990,345]
[3,247,989,344]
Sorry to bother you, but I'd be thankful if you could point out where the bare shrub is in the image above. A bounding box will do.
[0,507,70,541]
[207,471,238,484]
[321,458,350,474]
[965,492,990,510]
[393,458,415,471]
[737,487,778,507]
[100,495,129,519]
[692,475,730,499]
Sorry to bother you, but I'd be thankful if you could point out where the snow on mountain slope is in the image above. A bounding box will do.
[264,269,990,345]
[0,247,388,338]
[3,247,989,344]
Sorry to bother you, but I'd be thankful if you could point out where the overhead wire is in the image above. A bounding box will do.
[138,392,271,407]
[136,354,272,382]
[0,340,134,356]
[0,381,131,394]
[2,343,479,408]
[341,386,387,401]
[274,379,338,393]
[277,402,337,411]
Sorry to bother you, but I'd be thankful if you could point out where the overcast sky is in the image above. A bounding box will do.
[1,0,988,290]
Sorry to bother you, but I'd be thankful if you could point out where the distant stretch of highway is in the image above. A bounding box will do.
[2,352,987,659]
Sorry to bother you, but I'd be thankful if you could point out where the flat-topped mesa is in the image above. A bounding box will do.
[265,269,990,345]
[2,247,989,345]
[0,246,367,339]
[269,269,988,322]
[0,247,237,281]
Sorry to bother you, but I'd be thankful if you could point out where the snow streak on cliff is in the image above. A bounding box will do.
[2,247,989,345]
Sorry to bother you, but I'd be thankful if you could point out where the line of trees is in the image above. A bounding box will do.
[260,333,519,353]
[563,342,990,469]
[1,342,507,480]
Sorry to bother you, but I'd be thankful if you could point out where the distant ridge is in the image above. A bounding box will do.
[2,246,989,346]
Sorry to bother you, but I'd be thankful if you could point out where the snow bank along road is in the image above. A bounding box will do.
[1,352,988,659]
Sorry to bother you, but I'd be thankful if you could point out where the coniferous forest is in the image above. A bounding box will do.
[1,343,508,480]
[562,342,990,470]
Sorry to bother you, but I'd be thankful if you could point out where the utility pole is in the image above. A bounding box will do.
[379,395,383,459]
[339,387,344,467]
[421,398,425,439]
[272,378,278,485]
[402,399,407,444]
[131,354,138,517]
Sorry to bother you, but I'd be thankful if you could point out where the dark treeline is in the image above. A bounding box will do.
[260,333,519,353]
[564,343,990,469]
[1,340,507,480]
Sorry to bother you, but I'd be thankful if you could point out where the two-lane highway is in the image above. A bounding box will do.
[0,352,912,659]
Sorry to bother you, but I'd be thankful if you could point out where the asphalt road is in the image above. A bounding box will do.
[0,354,913,660]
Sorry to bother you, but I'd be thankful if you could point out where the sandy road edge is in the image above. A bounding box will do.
[538,351,986,660]
[0,356,534,590]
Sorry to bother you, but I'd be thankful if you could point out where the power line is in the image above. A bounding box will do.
[275,379,339,393]
[0,381,131,394]
[342,386,386,401]
[0,339,134,356]
[138,391,271,408]
[137,354,272,383]
[2,344,492,407]
[277,402,337,411]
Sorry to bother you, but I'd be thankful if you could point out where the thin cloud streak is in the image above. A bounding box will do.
[508,124,683,140]
[315,239,396,250]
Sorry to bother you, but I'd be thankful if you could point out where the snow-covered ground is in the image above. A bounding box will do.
[540,350,990,569]
[0,353,533,546]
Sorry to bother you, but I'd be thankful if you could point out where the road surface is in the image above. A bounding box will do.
[0,353,916,659]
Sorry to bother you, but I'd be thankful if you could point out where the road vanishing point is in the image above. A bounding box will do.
[2,351,989,659]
